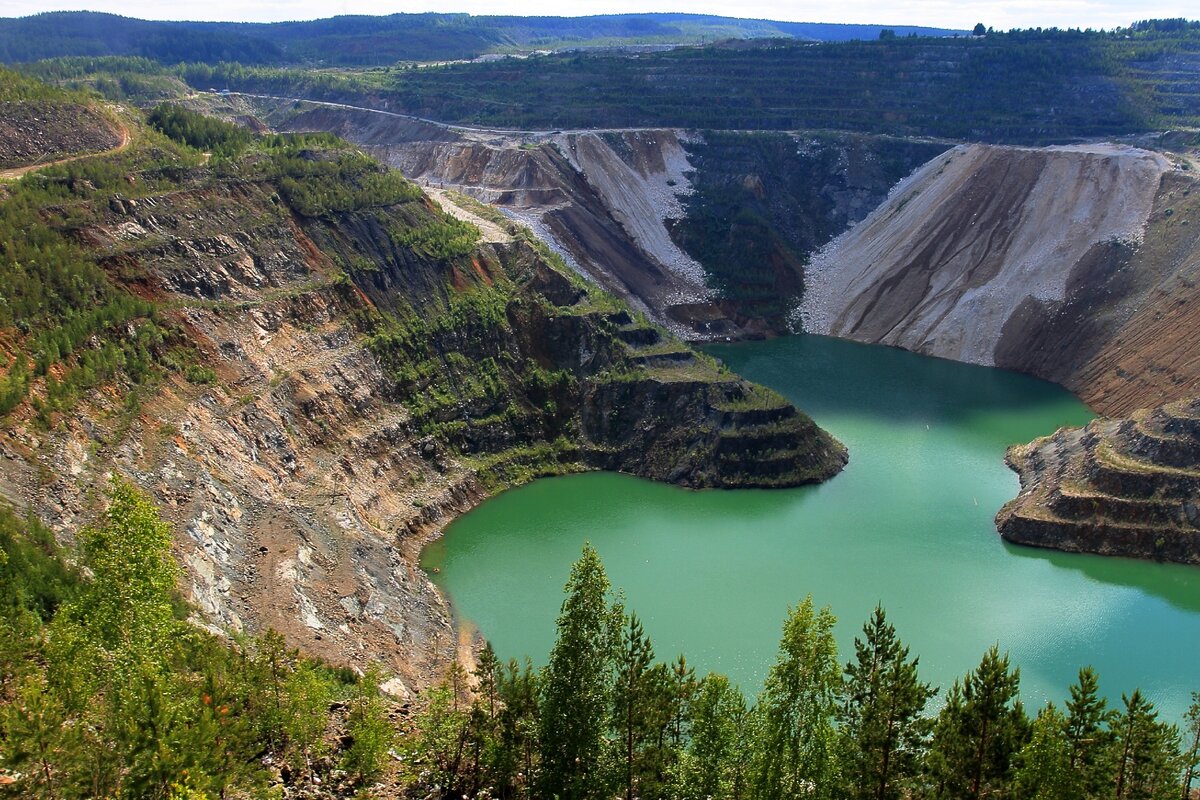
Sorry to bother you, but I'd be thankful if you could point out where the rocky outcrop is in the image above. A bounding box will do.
[803,141,1200,418]
[254,100,943,340]
[997,399,1200,564]
[803,143,1170,365]
[259,102,721,339]
[0,142,845,691]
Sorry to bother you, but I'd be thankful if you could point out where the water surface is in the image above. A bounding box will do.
[423,335,1200,721]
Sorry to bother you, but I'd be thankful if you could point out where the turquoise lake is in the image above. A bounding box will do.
[422,335,1200,721]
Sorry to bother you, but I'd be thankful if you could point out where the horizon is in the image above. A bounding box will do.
[0,1,1192,34]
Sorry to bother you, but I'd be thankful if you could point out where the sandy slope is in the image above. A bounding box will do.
[802,143,1170,366]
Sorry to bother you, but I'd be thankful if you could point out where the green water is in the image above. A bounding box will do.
[423,335,1200,721]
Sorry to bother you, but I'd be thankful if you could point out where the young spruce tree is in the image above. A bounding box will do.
[923,645,1028,800]
[1064,666,1114,797]
[1112,689,1181,800]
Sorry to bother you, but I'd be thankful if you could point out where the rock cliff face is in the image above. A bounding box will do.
[0,138,845,690]
[997,399,1200,564]
[802,142,1200,418]
[793,138,1200,563]
[253,100,944,339]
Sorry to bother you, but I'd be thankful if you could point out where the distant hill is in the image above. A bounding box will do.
[163,25,1199,144]
[0,11,964,66]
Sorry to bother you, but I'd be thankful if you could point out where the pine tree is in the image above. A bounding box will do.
[753,596,842,800]
[497,657,539,799]
[669,654,699,750]
[924,645,1028,799]
[0,674,79,799]
[1181,693,1200,800]
[282,661,335,785]
[476,642,501,722]
[1112,690,1181,800]
[406,672,472,794]
[461,644,504,796]
[839,604,935,800]
[342,665,394,786]
[538,543,622,800]
[1064,666,1113,798]
[614,614,654,800]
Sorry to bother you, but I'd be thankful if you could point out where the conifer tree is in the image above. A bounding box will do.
[282,661,335,784]
[924,645,1028,799]
[753,596,842,800]
[840,604,935,800]
[669,654,699,750]
[497,657,540,799]
[538,543,622,800]
[612,614,680,800]
[1064,666,1114,797]
[342,664,394,786]
[1181,693,1200,800]
[1112,690,1181,800]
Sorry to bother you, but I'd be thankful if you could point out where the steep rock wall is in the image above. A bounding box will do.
[997,399,1200,564]
[259,101,943,340]
[802,142,1200,416]
[0,148,845,691]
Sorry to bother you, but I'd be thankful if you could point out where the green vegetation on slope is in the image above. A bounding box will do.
[0,104,420,425]
[671,132,949,327]
[11,21,1200,145]
[0,64,91,103]
[155,24,1200,144]
[0,121,195,421]
[5,504,1197,799]
[0,11,963,67]
[0,89,843,495]
[0,483,393,799]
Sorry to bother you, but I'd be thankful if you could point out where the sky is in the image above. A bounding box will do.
[0,0,1191,32]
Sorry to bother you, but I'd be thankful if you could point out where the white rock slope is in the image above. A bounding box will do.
[802,143,1170,365]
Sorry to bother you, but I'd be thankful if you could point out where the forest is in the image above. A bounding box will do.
[0,12,961,67]
[2,491,1198,799]
[7,23,1200,143]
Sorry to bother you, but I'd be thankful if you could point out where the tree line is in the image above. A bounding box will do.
[2,488,1198,798]
[0,482,394,799]
[406,543,1200,800]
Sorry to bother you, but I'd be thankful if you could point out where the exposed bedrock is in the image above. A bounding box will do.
[266,103,722,338]
[803,141,1200,417]
[997,399,1200,564]
[1,153,845,690]
[261,101,943,340]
